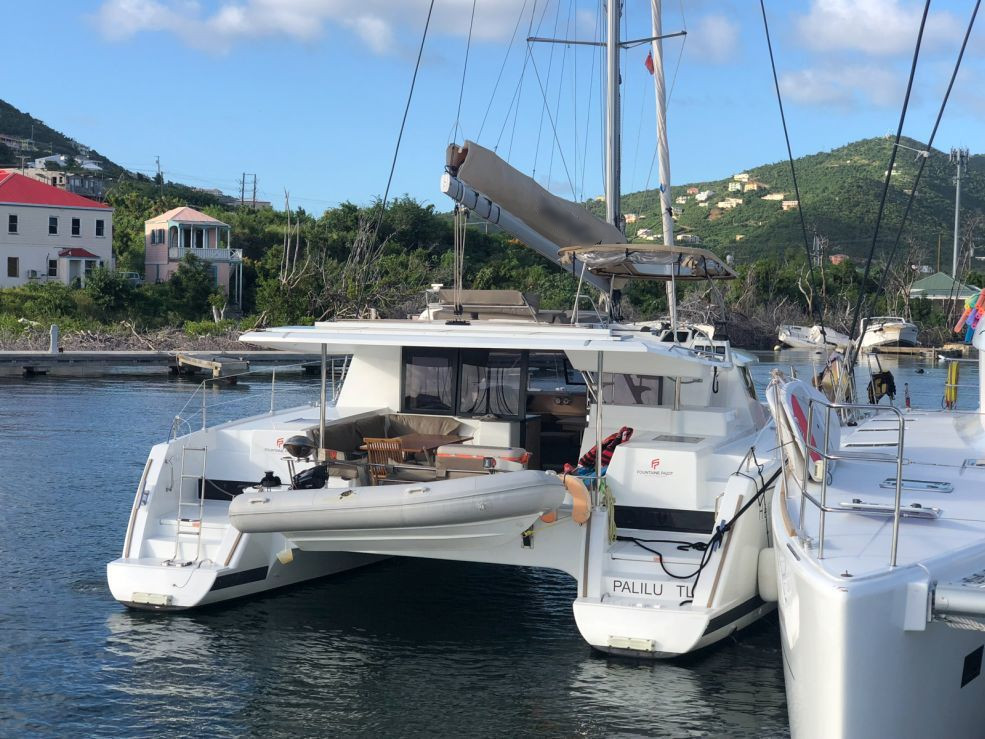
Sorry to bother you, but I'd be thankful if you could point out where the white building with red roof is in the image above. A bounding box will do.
[144,206,242,307]
[0,170,113,288]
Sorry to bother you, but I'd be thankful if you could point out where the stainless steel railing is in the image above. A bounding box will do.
[790,397,906,566]
[169,356,349,440]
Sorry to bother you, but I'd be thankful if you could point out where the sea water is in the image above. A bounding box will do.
[0,350,975,736]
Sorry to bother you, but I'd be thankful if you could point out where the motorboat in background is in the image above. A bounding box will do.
[762,290,985,737]
[859,316,919,349]
[777,324,850,351]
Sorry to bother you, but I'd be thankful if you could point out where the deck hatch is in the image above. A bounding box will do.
[962,646,983,688]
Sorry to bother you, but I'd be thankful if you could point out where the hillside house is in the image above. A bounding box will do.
[761,192,785,201]
[675,233,701,245]
[33,154,70,169]
[0,170,113,287]
[781,200,799,212]
[716,197,743,210]
[727,181,742,192]
[624,213,638,224]
[694,190,715,202]
[674,195,688,205]
[733,173,750,182]
[686,187,699,195]
[829,254,851,265]
[0,134,31,152]
[743,181,764,192]
[144,206,243,307]
[21,168,106,200]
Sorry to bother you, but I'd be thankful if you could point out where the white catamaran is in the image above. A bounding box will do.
[108,1,781,657]
[764,306,985,736]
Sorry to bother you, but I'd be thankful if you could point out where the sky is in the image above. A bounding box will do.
[1,0,983,214]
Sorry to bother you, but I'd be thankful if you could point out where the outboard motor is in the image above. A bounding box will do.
[293,464,329,490]
[867,370,896,404]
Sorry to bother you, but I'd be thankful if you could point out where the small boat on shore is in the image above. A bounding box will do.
[777,324,850,350]
[859,316,919,349]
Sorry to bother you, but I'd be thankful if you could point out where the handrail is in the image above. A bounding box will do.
[169,357,349,439]
[791,396,906,566]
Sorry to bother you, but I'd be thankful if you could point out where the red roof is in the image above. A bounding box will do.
[59,248,101,258]
[0,170,111,209]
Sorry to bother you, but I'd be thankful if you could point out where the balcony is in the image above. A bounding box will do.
[168,246,243,262]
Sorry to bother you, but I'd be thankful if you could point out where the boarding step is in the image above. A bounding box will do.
[142,536,222,562]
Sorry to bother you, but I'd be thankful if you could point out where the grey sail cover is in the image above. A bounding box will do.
[448,140,626,249]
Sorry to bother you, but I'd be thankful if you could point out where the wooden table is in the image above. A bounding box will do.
[392,433,472,463]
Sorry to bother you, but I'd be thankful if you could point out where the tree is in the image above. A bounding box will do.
[167,254,215,321]
[83,268,134,319]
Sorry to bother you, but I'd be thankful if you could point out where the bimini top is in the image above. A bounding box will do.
[240,320,734,376]
[558,244,736,281]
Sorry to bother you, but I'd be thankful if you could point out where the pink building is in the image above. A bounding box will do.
[144,206,242,306]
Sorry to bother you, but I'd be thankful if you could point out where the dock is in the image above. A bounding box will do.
[172,353,250,382]
[0,350,325,378]
[867,343,975,358]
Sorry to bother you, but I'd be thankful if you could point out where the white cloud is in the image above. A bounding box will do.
[779,64,905,108]
[686,14,740,64]
[93,0,528,53]
[795,0,962,56]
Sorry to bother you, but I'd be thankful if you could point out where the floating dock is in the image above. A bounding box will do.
[0,350,325,378]
[172,353,250,382]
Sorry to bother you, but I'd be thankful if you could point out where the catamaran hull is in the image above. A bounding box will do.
[107,534,384,611]
[773,508,985,738]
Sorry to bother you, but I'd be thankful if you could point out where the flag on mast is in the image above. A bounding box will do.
[644,51,654,75]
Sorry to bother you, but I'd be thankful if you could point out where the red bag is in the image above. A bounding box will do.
[578,426,633,468]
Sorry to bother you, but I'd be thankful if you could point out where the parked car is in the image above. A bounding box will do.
[118,271,143,286]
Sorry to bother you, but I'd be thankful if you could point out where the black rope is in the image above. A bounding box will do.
[759,0,821,325]
[371,0,435,248]
[847,0,931,343]
[617,468,781,584]
[874,0,981,299]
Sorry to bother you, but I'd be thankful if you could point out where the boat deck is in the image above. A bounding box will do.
[787,409,985,579]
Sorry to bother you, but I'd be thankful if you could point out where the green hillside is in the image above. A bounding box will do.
[0,99,128,177]
[605,137,985,264]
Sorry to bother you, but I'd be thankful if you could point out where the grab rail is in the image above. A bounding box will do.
[792,398,906,566]
[169,356,349,440]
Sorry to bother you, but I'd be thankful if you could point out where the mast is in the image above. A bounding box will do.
[605,0,621,229]
[650,0,678,332]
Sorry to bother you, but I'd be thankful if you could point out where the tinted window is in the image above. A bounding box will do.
[600,373,665,406]
[459,349,523,418]
[95,219,104,237]
[49,216,57,235]
[8,214,17,233]
[71,218,80,236]
[403,348,456,413]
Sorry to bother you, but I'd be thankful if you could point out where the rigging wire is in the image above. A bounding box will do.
[529,50,578,197]
[477,0,530,141]
[532,0,561,179]
[546,0,574,190]
[371,0,434,247]
[759,0,822,325]
[847,0,932,344]
[578,2,601,200]
[872,0,981,301]
[447,0,478,146]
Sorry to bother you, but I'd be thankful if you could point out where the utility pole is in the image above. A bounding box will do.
[937,233,942,273]
[950,147,969,278]
[240,173,246,206]
[17,155,27,173]
[252,175,257,208]
[155,155,163,198]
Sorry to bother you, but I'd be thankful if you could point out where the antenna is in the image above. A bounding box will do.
[155,155,163,198]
